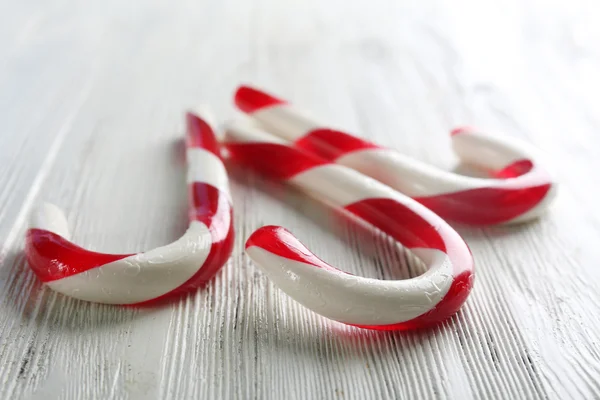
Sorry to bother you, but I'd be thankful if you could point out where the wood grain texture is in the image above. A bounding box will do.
[1,0,599,399]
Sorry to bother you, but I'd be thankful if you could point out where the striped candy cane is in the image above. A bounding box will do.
[25,111,234,305]
[224,121,474,330]
[234,86,556,225]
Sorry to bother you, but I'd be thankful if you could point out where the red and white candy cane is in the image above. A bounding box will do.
[25,111,234,305]
[234,86,556,225]
[224,121,474,331]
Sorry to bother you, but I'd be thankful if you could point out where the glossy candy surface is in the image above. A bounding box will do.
[25,111,234,305]
[225,121,474,330]
[235,85,556,225]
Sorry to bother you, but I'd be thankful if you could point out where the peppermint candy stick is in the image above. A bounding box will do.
[25,111,234,305]
[235,86,556,225]
[225,121,474,330]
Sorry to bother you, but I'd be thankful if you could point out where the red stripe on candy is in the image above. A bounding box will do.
[245,226,339,272]
[226,143,327,180]
[186,112,221,158]
[25,229,132,282]
[344,198,446,252]
[493,159,533,179]
[415,184,552,225]
[294,128,380,160]
[235,86,286,113]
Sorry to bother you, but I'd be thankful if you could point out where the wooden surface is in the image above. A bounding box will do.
[1,1,599,399]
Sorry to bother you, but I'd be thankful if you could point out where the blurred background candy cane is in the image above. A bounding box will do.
[25,111,234,305]
[235,86,557,225]
[224,120,474,330]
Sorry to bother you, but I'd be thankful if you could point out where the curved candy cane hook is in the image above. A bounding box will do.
[224,121,474,330]
[24,111,234,305]
[235,86,556,225]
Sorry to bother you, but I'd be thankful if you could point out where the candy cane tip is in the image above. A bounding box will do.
[450,126,476,136]
[185,110,223,157]
[185,110,206,127]
[245,225,286,250]
[30,202,70,238]
[245,226,340,275]
[187,105,216,127]
[234,85,285,113]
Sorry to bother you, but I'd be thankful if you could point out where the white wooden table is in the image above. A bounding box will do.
[1,1,599,399]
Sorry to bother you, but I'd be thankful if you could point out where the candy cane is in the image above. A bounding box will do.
[224,121,474,330]
[25,111,234,305]
[234,86,556,225]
